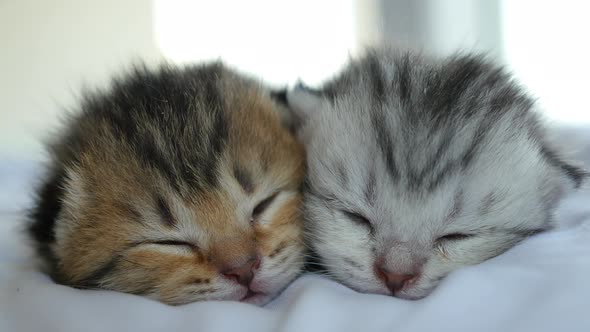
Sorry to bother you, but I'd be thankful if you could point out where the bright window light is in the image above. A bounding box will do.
[153,0,356,87]
[502,1,590,124]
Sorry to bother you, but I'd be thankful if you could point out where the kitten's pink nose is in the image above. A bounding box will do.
[220,256,261,286]
[375,265,418,294]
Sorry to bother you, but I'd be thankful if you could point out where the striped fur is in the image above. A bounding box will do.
[287,48,586,299]
[28,62,306,305]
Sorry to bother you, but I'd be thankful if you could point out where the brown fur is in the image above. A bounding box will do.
[30,63,305,305]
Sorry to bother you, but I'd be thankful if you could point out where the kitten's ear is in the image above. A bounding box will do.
[560,161,589,190]
[541,131,590,190]
[270,88,300,133]
[285,82,324,126]
[270,82,325,133]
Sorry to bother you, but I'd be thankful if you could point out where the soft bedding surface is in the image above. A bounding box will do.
[2,127,590,332]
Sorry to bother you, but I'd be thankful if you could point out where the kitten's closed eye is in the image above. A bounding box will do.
[343,211,374,233]
[150,240,195,247]
[140,240,198,252]
[251,192,279,221]
[436,233,473,243]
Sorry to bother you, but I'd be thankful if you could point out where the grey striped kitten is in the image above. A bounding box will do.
[286,49,586,299]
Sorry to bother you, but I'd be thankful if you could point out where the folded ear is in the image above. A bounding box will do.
[270,82,325,133]
[553,157,588,190]
[539,133,589,190]
[285,81,324,125]
[269,88,298,133]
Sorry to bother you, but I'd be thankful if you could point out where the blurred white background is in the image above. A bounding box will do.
[1,0,589,160]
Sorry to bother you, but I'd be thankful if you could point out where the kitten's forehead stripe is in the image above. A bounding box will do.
[459,116,496,170]
[199,111,229,185]
[445,190,463,223]
[336,162,349,188]
[395,53,411,101]
[422,130,455,178]
[366,52,386,101]
[353,51,543,193]
[112,200,143,223]
[425,114,500,191]
[435,56,484,115]
[156,196,175,227]
[364,168,377,206]
[199,66,224,110]
[233,166,254,193]
[478,192,497,216]
[71,64,233,197]
[371,110,399,182]
[426,160,459,191]
[136,135,181,193]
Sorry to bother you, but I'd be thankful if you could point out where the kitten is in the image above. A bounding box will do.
[28,62,306,306]
[285,48,586,300]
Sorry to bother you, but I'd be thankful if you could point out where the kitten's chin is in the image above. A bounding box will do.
[337,275,436,301]
[233,277,291,306]
[239,291,272,306]
[393,291,427,300]
[228,286,273,306]
[367,286,430,301]
[337,278,391,297]
[392,280,439,300]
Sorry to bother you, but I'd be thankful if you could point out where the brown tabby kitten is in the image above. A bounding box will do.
[28,62,306,306]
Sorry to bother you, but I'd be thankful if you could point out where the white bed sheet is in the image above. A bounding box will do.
[2,127,590,332]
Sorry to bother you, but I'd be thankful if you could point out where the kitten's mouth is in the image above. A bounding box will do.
[240,290,264,302]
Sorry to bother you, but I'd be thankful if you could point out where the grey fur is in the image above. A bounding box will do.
[287,48,586,299]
